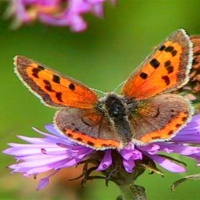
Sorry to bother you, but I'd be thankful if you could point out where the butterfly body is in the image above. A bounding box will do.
[14,29,194,150]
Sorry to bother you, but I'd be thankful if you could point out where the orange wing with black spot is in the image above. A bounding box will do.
[122,29,193,100]
[14,56,98,109]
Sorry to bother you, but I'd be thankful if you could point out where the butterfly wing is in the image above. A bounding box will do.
[14,55,98,109]
[54,108,123,149]
[130,93,193,144]
[122,29,193,100]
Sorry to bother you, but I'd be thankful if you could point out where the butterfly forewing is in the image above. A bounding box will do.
[14,56,98,109]
[122,29,193,100]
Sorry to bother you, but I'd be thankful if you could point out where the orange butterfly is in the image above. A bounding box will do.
[14,29,193,150]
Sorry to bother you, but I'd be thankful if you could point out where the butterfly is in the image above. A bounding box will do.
[14,29,193,150]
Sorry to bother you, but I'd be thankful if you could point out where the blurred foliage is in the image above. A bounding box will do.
[1,0,200,199]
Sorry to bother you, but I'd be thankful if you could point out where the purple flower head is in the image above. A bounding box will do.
[6,0,116,31]
[3,114,200,190]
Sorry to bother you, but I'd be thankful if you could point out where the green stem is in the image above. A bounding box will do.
[119,184,135,200]
[118,184,147,200]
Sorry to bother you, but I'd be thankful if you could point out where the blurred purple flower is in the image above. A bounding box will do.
[6,0,116,31]
[3,114,200,190]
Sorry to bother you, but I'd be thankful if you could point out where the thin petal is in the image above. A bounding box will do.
[97,150,112,171]
[123,159,135,173]
[147,154,186,173]
[37,177,49,190]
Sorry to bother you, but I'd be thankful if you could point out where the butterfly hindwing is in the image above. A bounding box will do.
[54,108,123,149]
[130,93,193,144]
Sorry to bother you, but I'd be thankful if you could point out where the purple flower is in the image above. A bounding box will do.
[6,0,116,31]
[3,114,200,190]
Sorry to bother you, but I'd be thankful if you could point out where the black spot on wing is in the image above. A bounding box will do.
[170,109,175,113]
[176,123,182,128]
[52,75,60,84]
[140,72,148,79]
[74,128,80,132]
[167,130,174,135]
[56,92,63,102]
[171,50,177,57]
[182,116,187,122]
[76,137,83,142]
[87,141,95,146]
[150,58,160,69]
[164,60,174,74]
[66,133,73,138]
[164,46,177,57]
[165,60,171,67]
[162,75,170,85]
[69,83,75,90]
[32,65,44,78]
[43,80,55,92]
[159,45,166,51]
[165,46,174,52]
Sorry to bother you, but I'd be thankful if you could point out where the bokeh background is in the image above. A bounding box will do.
[1,1,200,199]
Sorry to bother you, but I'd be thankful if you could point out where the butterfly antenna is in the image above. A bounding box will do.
[90,87,106,95]
[113,80,125,93]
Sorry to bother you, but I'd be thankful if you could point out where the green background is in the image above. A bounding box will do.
[1,0,200,199]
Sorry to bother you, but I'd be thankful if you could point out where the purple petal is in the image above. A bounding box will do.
[8,0,116,31]
[146,154,186,173]
[97,150,112,171]
[120,143,142,160]
[37,177,50,190]
[156,143,200,155]
[137,143,161,155]
[172,114,200,143]
[123,159,135,173]
[4,125,94,176]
